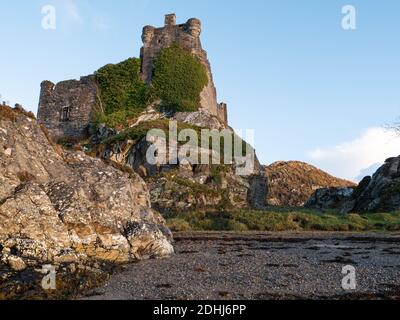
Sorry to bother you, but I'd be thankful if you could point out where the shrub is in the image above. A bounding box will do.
[92,109,140,130]
[167,218,192,232]
[94,58,150,128]
[0,105,17,121]
[152,44,208,113]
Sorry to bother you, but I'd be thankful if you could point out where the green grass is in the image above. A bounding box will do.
[166,208,400,232]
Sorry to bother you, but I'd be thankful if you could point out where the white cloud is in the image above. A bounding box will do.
[308,127,400,182]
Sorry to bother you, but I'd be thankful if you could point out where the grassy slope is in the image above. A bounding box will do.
[167,208,400,232]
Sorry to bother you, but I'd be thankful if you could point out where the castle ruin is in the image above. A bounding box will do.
[140,14,227,123]
[37,76,99,141]
[38,14,228,141]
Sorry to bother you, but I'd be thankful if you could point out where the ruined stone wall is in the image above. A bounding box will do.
[217,103,228,124]
[140,14,227,124]
[37,76,99,141]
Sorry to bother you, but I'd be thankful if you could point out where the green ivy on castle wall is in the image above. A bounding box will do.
[93,44,209,128]
[152,44,209,113]
[94,58,150,128]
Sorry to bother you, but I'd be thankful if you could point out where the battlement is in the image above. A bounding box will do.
[164,13,176,26]
[141,15,201,50]
[140,15,204,84]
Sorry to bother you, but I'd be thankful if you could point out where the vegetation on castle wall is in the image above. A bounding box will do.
[152,44,209,113]
[93,47,208,128]
[94,58,150,128]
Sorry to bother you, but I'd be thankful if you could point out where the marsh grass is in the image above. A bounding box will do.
[167,208,400,232]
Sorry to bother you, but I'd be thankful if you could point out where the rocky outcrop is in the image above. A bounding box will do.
[99,138,267,213]
[352,156,400,212]
[147,165,260,214]
[173,111,227,130]
[0,105,173,270]
[91,111,267,212]
[247,174,268,209]
[304,188,355,213]
[265,161,355,207]
[305,156,400,213]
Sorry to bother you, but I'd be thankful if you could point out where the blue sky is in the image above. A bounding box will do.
[1,0,399,181]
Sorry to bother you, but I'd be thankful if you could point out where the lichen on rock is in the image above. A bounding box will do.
[0,105,174,270]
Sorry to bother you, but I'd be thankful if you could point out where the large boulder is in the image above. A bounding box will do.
[304,187,355,213]
[352,156,400,212]
[305,156,400,213]
[0,105,173,270]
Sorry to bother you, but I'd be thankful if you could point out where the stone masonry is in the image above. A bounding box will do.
[140,14,228,124]
[37,76,99,141]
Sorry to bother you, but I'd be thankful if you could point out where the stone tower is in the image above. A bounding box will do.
[37,76,99,142]
[140,14,228,124]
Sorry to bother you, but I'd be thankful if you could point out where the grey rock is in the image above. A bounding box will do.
[305,187,355,213]
[306,156,400,213]
[173,111,226,130]
[352,156,400,212]
[0,106,174,267]
[90,123,118,144]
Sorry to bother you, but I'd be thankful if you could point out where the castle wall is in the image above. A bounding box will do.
[217,103,228,124]
[37,76,98,141]
[140,14,227,124]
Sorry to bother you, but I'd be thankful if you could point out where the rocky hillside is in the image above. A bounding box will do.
[265,161,355,207]
[0,104,173,272]
[91,108,268,214]
[306,156,400,213]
